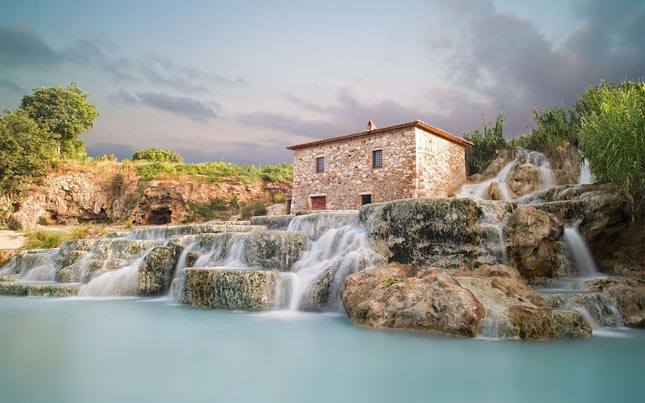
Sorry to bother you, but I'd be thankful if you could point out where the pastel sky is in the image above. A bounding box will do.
[1,0,643,164]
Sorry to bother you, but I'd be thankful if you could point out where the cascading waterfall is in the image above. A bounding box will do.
[286,212,385,311]
[458,156,518,201]
[0,249,59,282]
[562,227,603,279]
[78,250,152,297]
[458,149,557,201]
[578,160,594,185]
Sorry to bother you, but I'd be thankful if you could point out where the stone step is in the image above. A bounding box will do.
[0,281,81,297]
[175,268,277,311]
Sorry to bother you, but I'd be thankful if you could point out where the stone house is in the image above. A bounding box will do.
[287,120,473,212]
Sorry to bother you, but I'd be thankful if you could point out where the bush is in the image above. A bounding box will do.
[132,148,184,163]
[464,112,507,175]
[578,81,645,213]
[238,201,266,220]
[510,106,577,151]
[68,225,90,239]
[188,198,230,221]
[22,231,68,250]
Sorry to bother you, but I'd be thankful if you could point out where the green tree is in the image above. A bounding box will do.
[0,109,54,196]
[464,112,506,175]
[132,148,184,163]
[578,81,645,214]
[20,82,98,157]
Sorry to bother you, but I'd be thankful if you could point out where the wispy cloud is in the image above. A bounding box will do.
[0,23,245,94]
[110,90,219,122]
[0,78,24,94]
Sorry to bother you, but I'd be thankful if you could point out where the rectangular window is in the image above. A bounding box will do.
[316,157,325,173]
[361,194,372,206]
[372,150,383,168]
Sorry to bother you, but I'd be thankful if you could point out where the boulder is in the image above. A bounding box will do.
[454,265,591,339]
[341,263,485,337]
[137,246,178,296]
[361,198,514,269]
[300,268,336,312]
[507,206,563,284]
[243,231,307,270]
[508,163,542,197]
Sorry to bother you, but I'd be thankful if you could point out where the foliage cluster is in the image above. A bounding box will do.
[0,83,97,197]
[188,198,230,221]
[22,225,91,250]
[238,201,267,220]
[511,106,578,151]
[132,148,184,163]
[578,82,645,213]
[464,112,507,175]
[133,161,293,184]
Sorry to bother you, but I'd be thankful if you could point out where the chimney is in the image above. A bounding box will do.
[367,120,376,131]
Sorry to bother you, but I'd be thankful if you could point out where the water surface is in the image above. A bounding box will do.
[1,297,643,403]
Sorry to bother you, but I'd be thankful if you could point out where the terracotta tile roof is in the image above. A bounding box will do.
[286,120,473,150]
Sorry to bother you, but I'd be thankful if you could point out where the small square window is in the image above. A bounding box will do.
[361,194,372,206]
[316,157,325,173]
[372,150,383,168]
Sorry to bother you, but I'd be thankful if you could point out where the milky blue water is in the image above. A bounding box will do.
[1,296,644,403]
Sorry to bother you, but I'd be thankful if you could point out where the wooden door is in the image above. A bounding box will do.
[310,196,327,210]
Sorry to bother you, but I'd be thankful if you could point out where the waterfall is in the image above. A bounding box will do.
[286,212,385,311]
[458,156,518,201]
[563,227,603,279]
[578,160,594,185]
[79,250,152,297]
[457,149,557,201]
[0,249,59,281]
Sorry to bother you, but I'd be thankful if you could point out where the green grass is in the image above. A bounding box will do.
[133,161,293,184]
[22,231,69,250]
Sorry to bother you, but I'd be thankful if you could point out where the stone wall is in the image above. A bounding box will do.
[415,128,467,197]
[290,127,418,211]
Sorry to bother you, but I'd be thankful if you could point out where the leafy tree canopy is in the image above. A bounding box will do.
[132,148,184,163]
[0,109,55,196]
[20,82,98,156]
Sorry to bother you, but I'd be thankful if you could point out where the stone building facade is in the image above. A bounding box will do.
[287,120,473,212]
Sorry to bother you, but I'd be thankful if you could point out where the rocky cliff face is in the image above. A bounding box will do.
[2,162,290,229]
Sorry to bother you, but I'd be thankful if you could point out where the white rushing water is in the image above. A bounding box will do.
[457,149,557,201]
[563,227,603,279]
[578,160,594,185]
[286,212,384,311]
[79,249,153,297]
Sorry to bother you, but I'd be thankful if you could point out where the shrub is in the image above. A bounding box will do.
[188,198,230,221]
[238,201,266,220]
[464,112,507,175]
[132,148,184,163]
[22,231,68,250]
[510,106,578,151]
[578,81,645,214]
[68,225,90,239]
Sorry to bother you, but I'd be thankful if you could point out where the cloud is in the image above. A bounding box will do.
[239,88,424,140]
[0,24,59,67]
[0,78,24,94]
[0,24,244,93]
[433,0,645,136]
[110,90,218,122]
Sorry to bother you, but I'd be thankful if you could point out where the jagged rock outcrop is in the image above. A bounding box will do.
[360,198,514,269]
[341,263,485,337]
[341,263,591,339]
[506,206,563,284]
[176,268,277,311]
[517,183,636,275]
[6,162,290,229]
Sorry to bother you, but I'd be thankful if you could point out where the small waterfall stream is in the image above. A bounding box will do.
[285,212,385,311]
[458,149,556,201]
